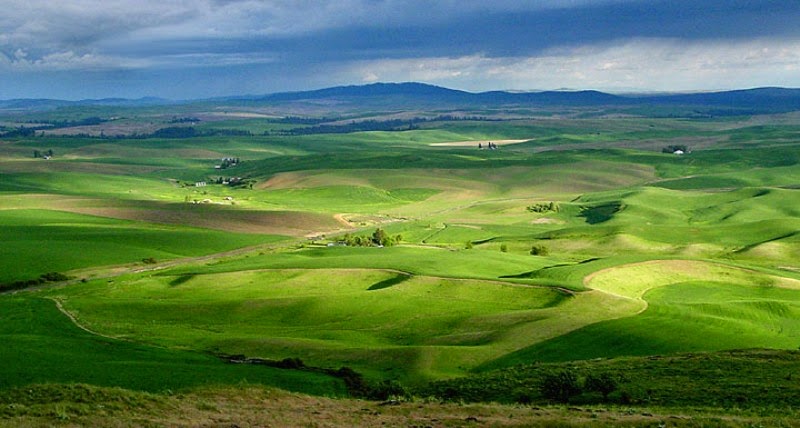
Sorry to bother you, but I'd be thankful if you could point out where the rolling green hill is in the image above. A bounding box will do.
[1,102,799,417]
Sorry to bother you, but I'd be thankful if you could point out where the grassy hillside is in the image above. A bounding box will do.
[420,348,800,409]
[1,106,799,413]
[0,209,281,283]
[42,268,590,381]
[0,296,344,395]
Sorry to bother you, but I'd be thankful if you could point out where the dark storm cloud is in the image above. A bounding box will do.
[1,0,798,98]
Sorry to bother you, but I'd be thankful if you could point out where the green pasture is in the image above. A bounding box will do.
[0,209,278,283]
[421,348,800,408]
[42,268,641,381]
[1,108,799,399]
[0,296,343,394]
[482,260,800,369]
[166,245,564,285]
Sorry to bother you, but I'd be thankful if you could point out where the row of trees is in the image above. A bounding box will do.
[271,114,499,136]
[1,118,107,138]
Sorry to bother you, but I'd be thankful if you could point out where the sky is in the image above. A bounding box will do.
[1,0,799,99]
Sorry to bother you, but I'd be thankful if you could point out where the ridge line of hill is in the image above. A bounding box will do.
[4,82,800,112]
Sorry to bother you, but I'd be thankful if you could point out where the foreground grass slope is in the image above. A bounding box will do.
[422,348,800,409]
[42,257,800,382]
[44,268,616,381]
[0,296,344,395]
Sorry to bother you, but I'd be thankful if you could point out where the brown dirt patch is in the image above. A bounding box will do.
[257,171,372,190]
[531,217,563,224]
[61,203,344,236]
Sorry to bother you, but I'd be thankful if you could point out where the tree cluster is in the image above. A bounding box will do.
[540,370,618,403]
[527,202,559,213]
[341,228,401,247]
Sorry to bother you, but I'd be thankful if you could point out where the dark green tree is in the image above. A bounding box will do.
[584,372,618,401]
[372,228,391,246]
[540,370,581,403]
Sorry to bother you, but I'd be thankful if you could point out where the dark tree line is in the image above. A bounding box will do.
[0,272,71,292]
[0,127,37,138]
[270,115,501,136]
[168,117,200,123]
[150,127,252,138]
[1,117,107,138]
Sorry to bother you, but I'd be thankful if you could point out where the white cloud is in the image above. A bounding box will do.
[344,38,800,91]
[0,48,150,71]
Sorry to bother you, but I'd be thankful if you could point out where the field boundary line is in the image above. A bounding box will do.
[45,297,129,342]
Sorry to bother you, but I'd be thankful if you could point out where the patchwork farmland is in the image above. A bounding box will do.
[2,86,800,426]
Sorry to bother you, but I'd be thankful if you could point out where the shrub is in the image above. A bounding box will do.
[500,243,508,253]
[274,357,305,369]
[39,272,70,282]
[370,380,408,401]
[530,245,549,256]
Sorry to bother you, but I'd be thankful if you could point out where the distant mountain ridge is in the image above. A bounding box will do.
[3,83,800,113]
[228,83,800,113]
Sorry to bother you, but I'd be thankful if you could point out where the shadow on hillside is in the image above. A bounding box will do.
[368,273,412,291]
